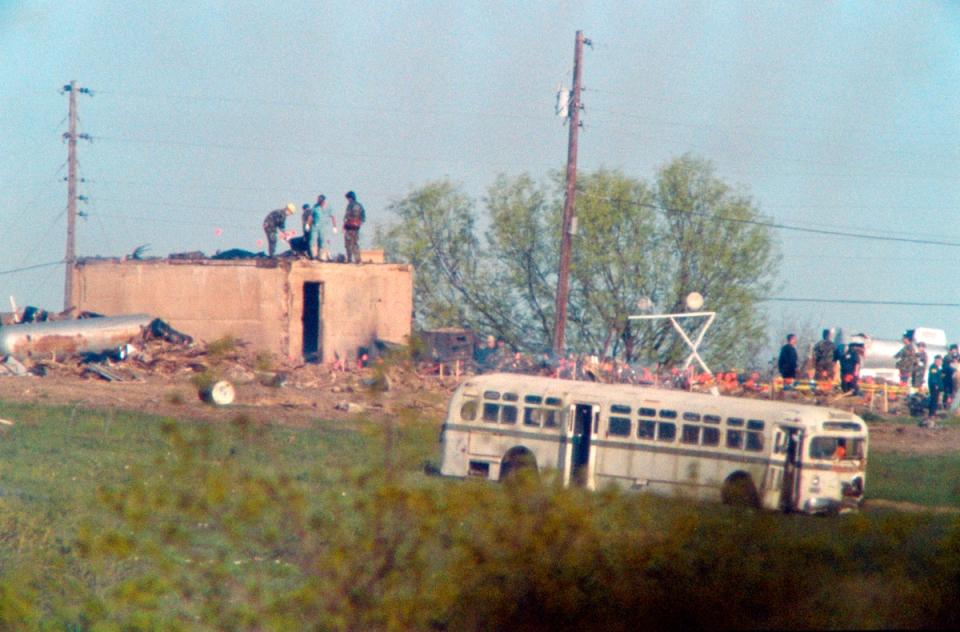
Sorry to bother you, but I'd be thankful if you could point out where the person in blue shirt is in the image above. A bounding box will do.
[307,194,336,260]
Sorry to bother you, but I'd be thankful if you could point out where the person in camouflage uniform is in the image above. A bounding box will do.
[812,329,836,382]
[342,191,365,263]
[263,203,295,257]
[894,334,918,387]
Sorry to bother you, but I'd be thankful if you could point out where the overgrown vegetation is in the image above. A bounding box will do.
[376,155,778,367]
[2,402,960,629]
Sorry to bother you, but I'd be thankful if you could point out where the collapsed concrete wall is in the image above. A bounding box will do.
[73,258,413,363]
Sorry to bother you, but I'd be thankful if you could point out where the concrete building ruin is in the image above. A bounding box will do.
[72,256,413,363]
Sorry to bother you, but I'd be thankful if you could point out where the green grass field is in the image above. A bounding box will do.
[2,400,960,629]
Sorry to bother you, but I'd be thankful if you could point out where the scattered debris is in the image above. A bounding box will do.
[0,356,29,377]
[83,364,124,382]
[335,401,366,413]
[169,251,205,260]
[200,380,235,405]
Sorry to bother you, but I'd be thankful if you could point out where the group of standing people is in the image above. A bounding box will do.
[898,335,960,417]
[262,191,366,262]
[778,329,866,395]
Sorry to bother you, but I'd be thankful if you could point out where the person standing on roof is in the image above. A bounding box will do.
[307,195,336,260]
[263,203,295,257]
[343,190,366,263]
[812,329,836,382]
[778,333,799,388]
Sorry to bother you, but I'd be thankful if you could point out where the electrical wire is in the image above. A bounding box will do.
[764,297,960,307]
[576,191,960,249]
[0,261,65,276]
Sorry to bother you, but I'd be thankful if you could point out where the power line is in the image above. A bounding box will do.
[0,261,65,276]
[576,191,960,248]
[764,297,960,307]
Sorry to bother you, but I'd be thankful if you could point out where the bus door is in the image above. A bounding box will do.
[766,427,802,511]
[565,403,599,488]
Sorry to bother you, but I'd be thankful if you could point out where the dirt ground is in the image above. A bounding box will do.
[0,350,957,455]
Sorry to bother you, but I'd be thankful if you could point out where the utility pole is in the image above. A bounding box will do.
[553,31,589,355]
[62,81,91,312]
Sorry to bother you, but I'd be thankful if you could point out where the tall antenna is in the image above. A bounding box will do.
[553,31,590,355]
[62,81,92,312]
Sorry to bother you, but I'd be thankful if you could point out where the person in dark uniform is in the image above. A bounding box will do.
[839,342,863,395]
[928,355,944,417]
[778,333,799,386]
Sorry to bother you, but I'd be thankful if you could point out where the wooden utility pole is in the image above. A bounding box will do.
[553,31,589,355]
[63,81,91,312]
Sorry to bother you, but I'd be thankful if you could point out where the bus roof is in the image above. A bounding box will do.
[456,373,864,428]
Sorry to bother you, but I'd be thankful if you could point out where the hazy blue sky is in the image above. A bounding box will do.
[2,1,959,346]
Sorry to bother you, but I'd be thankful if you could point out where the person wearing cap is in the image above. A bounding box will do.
[343,191,366,263]
[263,203,295,257]
[894,333,917,387]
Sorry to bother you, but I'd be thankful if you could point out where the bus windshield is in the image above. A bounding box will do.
[808,436,865,460]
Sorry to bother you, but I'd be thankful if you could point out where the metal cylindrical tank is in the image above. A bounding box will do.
[0,314,153,358]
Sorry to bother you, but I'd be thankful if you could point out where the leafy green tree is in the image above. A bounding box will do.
[377,155,778,367]
[642,154,778,366]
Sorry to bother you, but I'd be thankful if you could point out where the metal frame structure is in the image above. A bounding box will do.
[628,311,717,377]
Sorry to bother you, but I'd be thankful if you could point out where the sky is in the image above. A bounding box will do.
[2,1,959,347]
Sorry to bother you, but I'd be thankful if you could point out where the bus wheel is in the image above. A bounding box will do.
[500,447,538,482]
[721,472,760,508]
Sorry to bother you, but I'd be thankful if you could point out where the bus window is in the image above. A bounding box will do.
[482,403,499,423]
[611,404,631,415]
[503,392,519,402]
[543,409,559,428]
[747,419,765,431]
[704,414,721,424]
[681,424,700,444]
[638,407,656,418]
[609,417,631,437]
[484,391,501,400]
[726,429,743,449]
[660,409,677,420]
[727,417,744,427]
[523,407,542,427]
[638,420,656,439]
[545,397,562,407]
[702,427,720,446]
[850,439,865,458]
[524,394,543,405]
[809,437,862,460]
[461,400,478,421]
[501,405,518,424]
[658,422,676,441]
[745,431,763,451]
[683,412,701,422]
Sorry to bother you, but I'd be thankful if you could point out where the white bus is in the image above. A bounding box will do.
[440,374,868,514]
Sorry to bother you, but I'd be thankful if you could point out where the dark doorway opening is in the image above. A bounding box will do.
[781,429,802,511]
[302,282,323,362]
[571,404,593,486]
